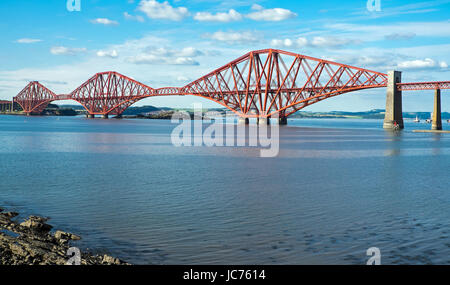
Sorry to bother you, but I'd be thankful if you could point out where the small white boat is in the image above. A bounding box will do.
[414,116,420,123]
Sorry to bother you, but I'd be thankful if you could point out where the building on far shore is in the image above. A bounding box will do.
[0,100,13,112]
[0,100,21,112]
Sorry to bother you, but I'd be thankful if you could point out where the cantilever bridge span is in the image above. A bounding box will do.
[12,49,450,128]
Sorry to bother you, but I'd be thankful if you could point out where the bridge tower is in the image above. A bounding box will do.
[383,71,404,129]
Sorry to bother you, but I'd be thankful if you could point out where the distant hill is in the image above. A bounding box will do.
[123,105,161,115]
[52,105,450,120]
[42,104,78,116]
[290,109,450,120]
[58,105,86,111]
[56,104,171,115]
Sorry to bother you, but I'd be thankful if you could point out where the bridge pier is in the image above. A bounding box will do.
[238,117,249,125]
[383,71,404,130]
[258,118,270,125]
[279,117,288,125]
[86,114,95,119]
[102,114,109,119]
[432,89,442,130]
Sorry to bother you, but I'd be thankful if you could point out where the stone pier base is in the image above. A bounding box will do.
[258,118,269,125]
[238,117,249,125]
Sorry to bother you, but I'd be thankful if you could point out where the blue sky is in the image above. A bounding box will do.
[0,0,449,111]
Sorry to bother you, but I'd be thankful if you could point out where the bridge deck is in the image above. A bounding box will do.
[397,81,450,91]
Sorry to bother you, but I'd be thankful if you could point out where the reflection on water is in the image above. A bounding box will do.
[0,115,449,265]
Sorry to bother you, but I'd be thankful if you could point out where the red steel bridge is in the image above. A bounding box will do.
[11,49,450,127]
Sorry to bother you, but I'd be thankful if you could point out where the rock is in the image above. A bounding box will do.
[1,209,129,265]
[102,254,121,265]
[9,242,28,257]
[1,212,19,218]
[54,230,81,242]
[20,216,53,233]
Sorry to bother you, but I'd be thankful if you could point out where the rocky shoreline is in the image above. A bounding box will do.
[0,207,129,265]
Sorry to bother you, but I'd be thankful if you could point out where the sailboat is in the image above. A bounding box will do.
[414,115,420,123]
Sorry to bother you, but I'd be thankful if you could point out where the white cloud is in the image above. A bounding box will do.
[90,18,119,26]
[206,31,262,43]
[176,76,189,81]
[271,38,305,48]
[325,54,394,69]
[127,46,202,65]
[251,4,264,10]
[143,46,203,57]
[397,58,448,70]
[271,36,359,49]
[326,21,450,41]
[271,38,294,47]
[128,55,199,65]
[247,5,296,21]
[96,50,119,58]
[124,12,145,22]
[194,9,242,22]
[354,55,390,67]
[127,54,159,64]
[173,57,198,65]
[50,46,87,56]
[179,47,203,57]
[15,38,42,44]
[385,32,416,41]
[138,0,189,21]
[352,0,446,19]
[0,34,240,107]
[192,4,296,23]
[310,36,359,48]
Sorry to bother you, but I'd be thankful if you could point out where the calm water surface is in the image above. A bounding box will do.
[0,115,449,264]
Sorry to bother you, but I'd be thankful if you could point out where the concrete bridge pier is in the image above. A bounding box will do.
[238,117,249,125]
[383,71,404,130]
[432,89,442,130]
[86,114,95,119]
[102,114,109,119]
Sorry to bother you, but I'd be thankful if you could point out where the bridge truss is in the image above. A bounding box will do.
[11,49,450,118]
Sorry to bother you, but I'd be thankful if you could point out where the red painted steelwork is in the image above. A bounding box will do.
[11,49,449,117]
[397,81,450,91]
[14,81,57,114]
[69,72,155,115]
[181,49,388,118]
